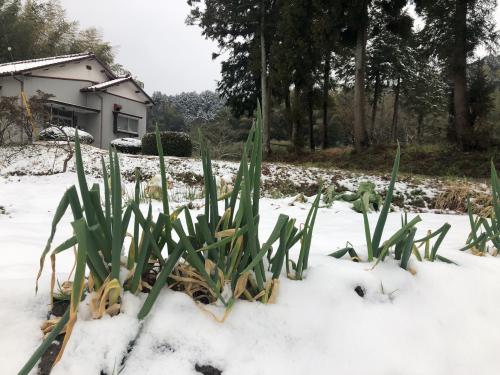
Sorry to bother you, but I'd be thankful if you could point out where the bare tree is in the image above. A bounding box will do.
[0,96,22,145]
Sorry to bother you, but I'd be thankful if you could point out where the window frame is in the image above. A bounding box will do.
[48,106,77,127]
[113,111,141,136]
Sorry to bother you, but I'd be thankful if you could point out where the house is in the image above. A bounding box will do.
[0,52,153,148]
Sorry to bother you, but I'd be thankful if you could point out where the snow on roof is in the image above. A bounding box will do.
[82,75,154,104]
[82,76,132,91]
[0,52,94,76]
[0,52,153,104]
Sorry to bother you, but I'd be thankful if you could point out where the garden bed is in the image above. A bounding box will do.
[0,142,491,213]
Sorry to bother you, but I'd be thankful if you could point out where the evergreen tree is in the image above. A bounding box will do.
[341,0,410,151]
[402,52,447,143]
[415,0,498,149]
[366,1,413,142]
[313,0,345,149]
[348,0,371,151]
[147,92,186,132]
[0,0,21,63]
[0,0,116,69]
[187,0,279,156]
[468,58,496,130]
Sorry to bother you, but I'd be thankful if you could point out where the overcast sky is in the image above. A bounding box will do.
[60,0,220,95]
[61,0,500,96]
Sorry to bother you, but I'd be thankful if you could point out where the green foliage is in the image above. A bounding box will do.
[17,310,70,375]
[141,131,193,157]
[462,161,500,255]
[412,222,453,263]
[469,58,497,135]
[0,0,115,66]
[328,245,360,262]
[190,108,253,159]
[20,104,321,373]
[370,143,402,260]
[70,27,114,66]
[324,181,382,213]
[20,130,184,374]
[147,92,186,132]
[415,0,497,63]
[167,103,321,304]
[331,145,453,271]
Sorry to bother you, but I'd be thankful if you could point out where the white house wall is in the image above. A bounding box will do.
[0,76,22,97]
[23,76,92,104]
[0,58,150,148]
[99,93,147,149]
[0,77,26,142]
[83,94,104,146]
[105,81,150,103]
[30,58,110,83]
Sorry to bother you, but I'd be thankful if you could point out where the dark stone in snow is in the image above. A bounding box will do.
[195,364,223,375]
[155,342,175,353]
[354,286,365,298]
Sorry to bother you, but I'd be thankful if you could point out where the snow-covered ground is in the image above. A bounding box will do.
[2,142,489,213]
[1,171,499,375]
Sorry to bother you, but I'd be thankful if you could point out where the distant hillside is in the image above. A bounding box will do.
[148,91,226,131]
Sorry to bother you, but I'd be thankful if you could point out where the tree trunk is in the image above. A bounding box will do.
[446,89,456,141]
[260,2,271,156]
[292,87,303,151]
[417,111,424,143]
[308,85,314,151]
[322,55,331,149]
[452,0,473,150]
[380,93,385,131]
[391,76,401,143]
[370,70,381,142]
[353,0,369,152]
[284,86,293,141]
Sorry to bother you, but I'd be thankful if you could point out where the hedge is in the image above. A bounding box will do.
[110,137,142,155]
[39,126,94,144]
[141,131,192,157]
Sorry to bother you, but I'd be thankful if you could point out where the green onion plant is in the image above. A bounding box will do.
[329,145,453,271]
[169,102,321,305]
[20,129,184,374]
[461,161,500,256]
[20,103,321,374]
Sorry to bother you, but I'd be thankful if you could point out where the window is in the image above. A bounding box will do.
[114,112,139,136]
[49,107,76,127]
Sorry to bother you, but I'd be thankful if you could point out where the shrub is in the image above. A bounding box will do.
[142,131,192,157]
[39,126,94,144]
[110,137,142,154]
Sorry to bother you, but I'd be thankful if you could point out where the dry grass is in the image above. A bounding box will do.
[434,181,492,215]
[267,143,499,179]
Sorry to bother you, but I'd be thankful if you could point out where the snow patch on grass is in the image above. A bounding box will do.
[0,143,476,212]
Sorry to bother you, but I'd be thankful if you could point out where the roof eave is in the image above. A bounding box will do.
[0,53,95,78]
[81,77,155,105]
